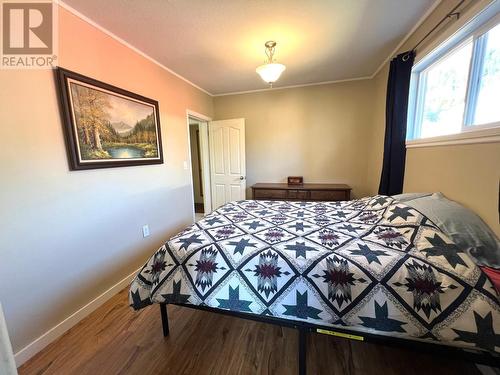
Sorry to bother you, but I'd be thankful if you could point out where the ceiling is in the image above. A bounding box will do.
[62,0,438,95]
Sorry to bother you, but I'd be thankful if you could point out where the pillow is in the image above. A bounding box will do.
[391,192,433,203]
[402,192,500,268]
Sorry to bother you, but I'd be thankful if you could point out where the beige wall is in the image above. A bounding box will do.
[366,0,500,236]
[365,63,389,195]
[404,143,500,235]
[214,81,375,199]
[0,6,212,355]
[214,0,499,234]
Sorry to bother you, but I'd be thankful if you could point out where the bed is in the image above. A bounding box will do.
[129,195,500,374]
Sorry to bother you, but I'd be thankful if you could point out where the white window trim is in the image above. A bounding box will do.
[406,1,500,147]
[406,123,500,148]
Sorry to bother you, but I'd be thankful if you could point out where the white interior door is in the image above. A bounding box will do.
[209,118,246,210]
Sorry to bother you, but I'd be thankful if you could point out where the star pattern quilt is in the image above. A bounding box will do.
[129,196,500,353]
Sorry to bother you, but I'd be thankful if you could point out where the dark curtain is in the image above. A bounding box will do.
[378,50,415,196]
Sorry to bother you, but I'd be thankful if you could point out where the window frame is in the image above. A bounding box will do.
[407,11,500,146]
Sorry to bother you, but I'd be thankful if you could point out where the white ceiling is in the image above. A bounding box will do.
[62,0,438,95]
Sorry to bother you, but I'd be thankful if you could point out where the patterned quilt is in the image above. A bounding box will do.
[129,196,500,353]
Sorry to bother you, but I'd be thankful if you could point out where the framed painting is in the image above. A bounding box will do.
[56,68,163,170]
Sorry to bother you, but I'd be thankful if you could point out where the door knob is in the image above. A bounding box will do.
[240,176,245,180]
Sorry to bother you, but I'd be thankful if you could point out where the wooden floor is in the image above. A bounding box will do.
[19,288,480,375]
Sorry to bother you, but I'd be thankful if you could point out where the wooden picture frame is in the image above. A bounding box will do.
[56,67,163,170]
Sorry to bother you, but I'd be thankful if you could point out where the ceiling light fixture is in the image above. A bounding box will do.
[256,41,286,86]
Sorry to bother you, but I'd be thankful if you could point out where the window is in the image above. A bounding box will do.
[407,13,500,142]
[471,23,500,125]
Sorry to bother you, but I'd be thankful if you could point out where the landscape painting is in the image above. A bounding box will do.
[57,68,163,170]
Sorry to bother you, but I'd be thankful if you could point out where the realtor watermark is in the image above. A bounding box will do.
[1,0,58,68]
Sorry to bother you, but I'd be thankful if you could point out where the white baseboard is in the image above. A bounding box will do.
[14,267,140,367]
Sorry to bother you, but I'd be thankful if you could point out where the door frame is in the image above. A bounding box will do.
[186,109,212,222]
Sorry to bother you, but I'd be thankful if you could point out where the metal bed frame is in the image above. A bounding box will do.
[159,303,499,375]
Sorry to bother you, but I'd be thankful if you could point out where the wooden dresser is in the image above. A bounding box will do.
[251,183,351,202]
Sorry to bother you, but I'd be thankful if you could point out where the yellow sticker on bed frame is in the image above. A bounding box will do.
[316,329,364,341]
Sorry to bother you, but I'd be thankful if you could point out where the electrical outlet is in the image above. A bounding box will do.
[183,161,189,170]
[142,224,150,238]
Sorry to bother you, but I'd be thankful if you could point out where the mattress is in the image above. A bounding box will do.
[129,196,500,353]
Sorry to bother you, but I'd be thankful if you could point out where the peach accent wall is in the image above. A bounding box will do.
[0,6,213,355]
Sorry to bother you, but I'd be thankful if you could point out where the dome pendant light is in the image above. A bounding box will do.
[256,41,286,87]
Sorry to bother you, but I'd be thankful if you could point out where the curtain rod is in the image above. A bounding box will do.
[402,0,467,61]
